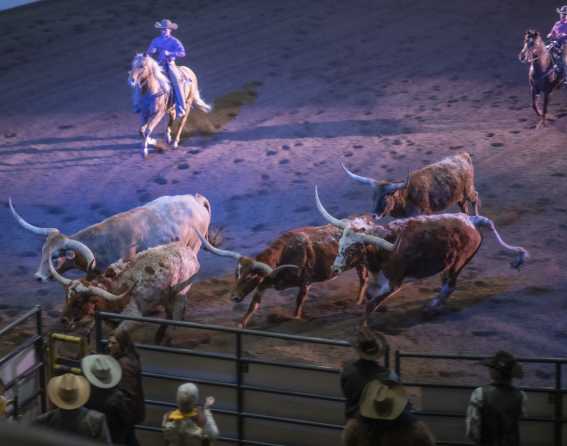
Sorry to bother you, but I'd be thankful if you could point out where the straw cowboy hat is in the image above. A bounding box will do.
[360,380,409,420]
[81,354,122,389]
[155,19,178,30]
[481,351,523,379]
[47,373,91,410]
[557,5,567,14]
[354,327,388,360]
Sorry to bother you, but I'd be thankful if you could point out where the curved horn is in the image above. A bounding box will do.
[340,161,377,187]
[251,260,274,275]
[359,233,395,251]
[62,239,96,272]
[315,186,347,229]
[192,226,242,260]
[48,254,72,287]
[268,264,299,276]
[9,198,59,236]
[88,283,133,302]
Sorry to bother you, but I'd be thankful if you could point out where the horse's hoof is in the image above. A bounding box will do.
[172,142,179,149]
[143,148,149,158]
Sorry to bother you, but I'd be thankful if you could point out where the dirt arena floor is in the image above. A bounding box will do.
[1,0,567,387]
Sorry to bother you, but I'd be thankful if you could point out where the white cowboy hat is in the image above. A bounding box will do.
[155,19,178,30]
[81,354,122,389]
[47,373,91,410]
[359,380,408,420]
[557,5,567,14]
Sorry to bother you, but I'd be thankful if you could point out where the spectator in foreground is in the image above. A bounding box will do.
[82,354,131,445]
[108,330,145,446]
[162,382,219,445]
[340,327,435,446]
[466,351,526,446]
[33,373,111,444]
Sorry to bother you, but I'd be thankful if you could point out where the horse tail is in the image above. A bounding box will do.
[193,86,212,113]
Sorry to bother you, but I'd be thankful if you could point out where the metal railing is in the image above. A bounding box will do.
[395,351,567,446]
[95,311,389,445]
[0,305,46,418]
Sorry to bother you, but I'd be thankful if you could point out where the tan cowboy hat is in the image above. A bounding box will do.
[557,5,567,14]
[354,327,388,360]
[360,380,408,420]
[47,373,91,410]
[155,19,178,30]
[81,354,122,389]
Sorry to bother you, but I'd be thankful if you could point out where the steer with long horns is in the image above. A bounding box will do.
[9,193,212,282]
[341,152,480,218]
[315,187,528,325]
[50,241,199,344]
[193,223,372,328]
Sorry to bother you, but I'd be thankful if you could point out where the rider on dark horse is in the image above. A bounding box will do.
[547,5,567,82]
[147,19,187,118]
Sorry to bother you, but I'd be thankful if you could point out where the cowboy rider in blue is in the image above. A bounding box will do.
[147,19,187,117]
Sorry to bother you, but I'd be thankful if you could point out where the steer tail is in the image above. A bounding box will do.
[469,216,529,269]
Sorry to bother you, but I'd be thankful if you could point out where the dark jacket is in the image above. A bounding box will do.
[86,386,131,444]
[33,407,112,444]
[480,383,523,446]
[114,353,146,425]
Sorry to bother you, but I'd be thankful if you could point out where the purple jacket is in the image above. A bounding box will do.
[549,20,567,41]
[147,35,186,65]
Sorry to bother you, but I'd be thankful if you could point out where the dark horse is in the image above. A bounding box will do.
[518,30,564,128]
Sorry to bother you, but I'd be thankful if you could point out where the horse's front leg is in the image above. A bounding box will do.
[537,92,550,128]
[142,110,166,157]
[531,87,541,117]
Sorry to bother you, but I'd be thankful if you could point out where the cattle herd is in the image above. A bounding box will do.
[8,152,529,339]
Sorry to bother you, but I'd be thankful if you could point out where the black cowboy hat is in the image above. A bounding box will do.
[354,327,388,359]
[557,6,567,15]
[481,351,523,378]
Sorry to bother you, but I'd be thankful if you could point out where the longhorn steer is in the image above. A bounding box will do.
[341,152,480,217]
[315,187,528,325]
[50,242,199,344]
[9,193,211,282]
[194,223,372,328]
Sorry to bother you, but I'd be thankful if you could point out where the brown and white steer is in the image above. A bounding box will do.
[194,223,372,328]
[9,193,211,282]
[341,152,480,217]
[315,187,528,325]
[50,242,199,344]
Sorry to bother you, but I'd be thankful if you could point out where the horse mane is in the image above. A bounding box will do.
[144,56,171,94]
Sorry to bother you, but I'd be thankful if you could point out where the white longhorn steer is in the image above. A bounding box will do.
[9,193,212,282]
[50,241,200,344]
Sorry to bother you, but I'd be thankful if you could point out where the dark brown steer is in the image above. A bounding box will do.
[194,224,371,328]
[341,152,480,217]
[316,188,528,325]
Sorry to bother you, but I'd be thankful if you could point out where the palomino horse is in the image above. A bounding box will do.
[129,53,211,157]
[518,30,564,128]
